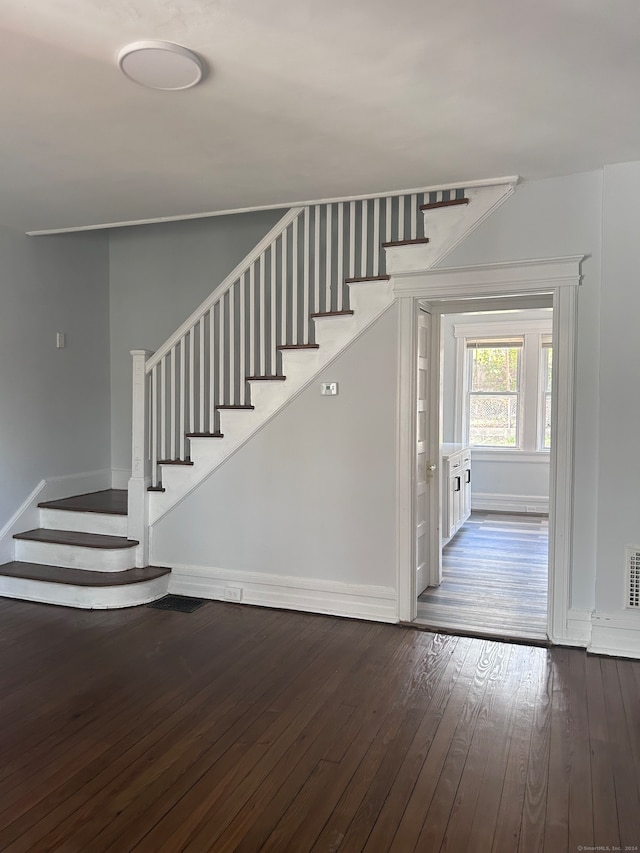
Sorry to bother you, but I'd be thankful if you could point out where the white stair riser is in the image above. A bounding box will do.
[14,540,137,572]
[347,282,394,319]
[312,315,358,350]
[278,349,323,379]
[0,574,169,609]
[39,509,127,537]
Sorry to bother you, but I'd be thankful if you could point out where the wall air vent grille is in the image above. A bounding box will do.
[626,546,640,608]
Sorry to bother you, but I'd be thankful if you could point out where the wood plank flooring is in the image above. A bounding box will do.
[1,597,638,852]
[417,511,548,641]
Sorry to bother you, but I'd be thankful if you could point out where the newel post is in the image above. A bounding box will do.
[128,349,153,567]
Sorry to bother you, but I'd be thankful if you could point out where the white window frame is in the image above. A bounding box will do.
[453,316,553,455]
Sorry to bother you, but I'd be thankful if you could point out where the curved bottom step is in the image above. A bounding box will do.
[0,562,170,610]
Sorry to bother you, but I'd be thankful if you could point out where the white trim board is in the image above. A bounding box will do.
[28,176,520,236]
[394,255,583,650]
[167,564,398,624]
[589,611,640,659]
[0,469,112,564]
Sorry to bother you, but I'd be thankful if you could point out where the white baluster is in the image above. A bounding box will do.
[292,217,298,345]
[270,246,276,371]
[281,229,288,343]
[410,193,417,240]
[259,254,265,375]
[385,197,392,243]
[170,345,176,458]
[239,272,246,405]
[249,262,255,376]
[398,195,405,241]
[229,284,236,402]
[160,357,167,460]
[349,201,356,279]
[361,199,368,277]
[189,327,195,434]
[303,209,310,343]
[373,198,380,276]
[314,206,321,314]
[219,292,225,402]
[325,204,332,314]
[208,308,215,429]
[199,316,205,432]
[151,364,158,484]
[179,338,185,458]
[336,203,344,311]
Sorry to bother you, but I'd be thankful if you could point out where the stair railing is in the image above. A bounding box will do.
[128,187,466,559]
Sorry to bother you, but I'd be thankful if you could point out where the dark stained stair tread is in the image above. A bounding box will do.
[0,562,170,587]
[310,310,354,318]
[38,489,128,516]
[382,237,430,247]
[245,375,286,381]
[216,404,255,410]
[420,197,469,210]
[344,275,391,283]
[147,485,166,492]
[186,432,224,438]
[158,459,193,466]
[276,344,320,350]
[13,529,139,549]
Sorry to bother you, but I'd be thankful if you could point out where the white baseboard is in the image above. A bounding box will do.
[0,468,112,564]
[111,468,131,490]
[167,563,398,623]
[563,608,592,647]
[589,610,640,659]
[471,492,549,514]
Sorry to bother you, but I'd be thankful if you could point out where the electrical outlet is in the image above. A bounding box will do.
[321,382,339,396]
[224,587,242,603]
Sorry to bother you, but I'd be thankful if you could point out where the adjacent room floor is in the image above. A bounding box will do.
[417,511,549,642]
[0,596,638,851]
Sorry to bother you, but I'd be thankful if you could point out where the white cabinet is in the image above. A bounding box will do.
[442,444,471,545]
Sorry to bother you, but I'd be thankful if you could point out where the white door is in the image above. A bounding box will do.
[416,308,432,596]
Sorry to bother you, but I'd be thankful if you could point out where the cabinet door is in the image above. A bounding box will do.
[451,473,463,535]
[462,465,472,521]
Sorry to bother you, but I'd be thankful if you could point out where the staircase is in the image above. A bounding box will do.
[0,490,170,608]
[0,179,516,607]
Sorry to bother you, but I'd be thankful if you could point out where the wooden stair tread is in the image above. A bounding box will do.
[38,489,128,516]
[13,529,139,549]
[158,458,193,466]
[0,562,170,587]
[382,237,430,248]
[344,275,391,283]
[245,375,286,381]
[186,432,224,438]
[310,310,354,318]
[217,404,255,410]
[276,344,320,350]
[420,197,469,210]
[148,485,166,492]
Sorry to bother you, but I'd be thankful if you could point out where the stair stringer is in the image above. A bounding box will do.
[147,280,396,526]
[384,183,516,274]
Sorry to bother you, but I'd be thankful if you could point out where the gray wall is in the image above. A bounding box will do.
[597,162,640,615]
[108,210,284,474]
[152,306,398,588]
[0,227,111,529]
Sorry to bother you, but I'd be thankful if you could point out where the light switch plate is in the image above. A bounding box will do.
[321,382,339,396]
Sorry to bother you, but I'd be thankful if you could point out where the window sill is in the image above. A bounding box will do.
[471,448,551,463]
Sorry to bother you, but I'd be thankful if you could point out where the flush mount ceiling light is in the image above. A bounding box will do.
[118,41,205,90]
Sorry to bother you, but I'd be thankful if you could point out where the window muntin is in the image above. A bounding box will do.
[541,341,552,450]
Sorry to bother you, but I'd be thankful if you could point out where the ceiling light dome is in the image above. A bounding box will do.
[118,41,205,91]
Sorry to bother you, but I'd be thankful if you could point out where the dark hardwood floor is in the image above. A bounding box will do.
[0,597,638,852]
[418,512,548,642]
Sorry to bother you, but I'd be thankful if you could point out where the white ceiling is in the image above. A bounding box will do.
[2,0,640,233]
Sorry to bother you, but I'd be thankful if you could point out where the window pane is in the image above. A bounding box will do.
[545,347,552,393]
[469,394,519,446]
[471,347,520,393]
[544,393,552,448]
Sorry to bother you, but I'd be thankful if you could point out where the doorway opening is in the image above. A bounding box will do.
[416,302,551,642]
[395,255,582,646]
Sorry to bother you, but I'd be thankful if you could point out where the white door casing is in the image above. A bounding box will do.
[394,256,583,644]
[415,309,432,596]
